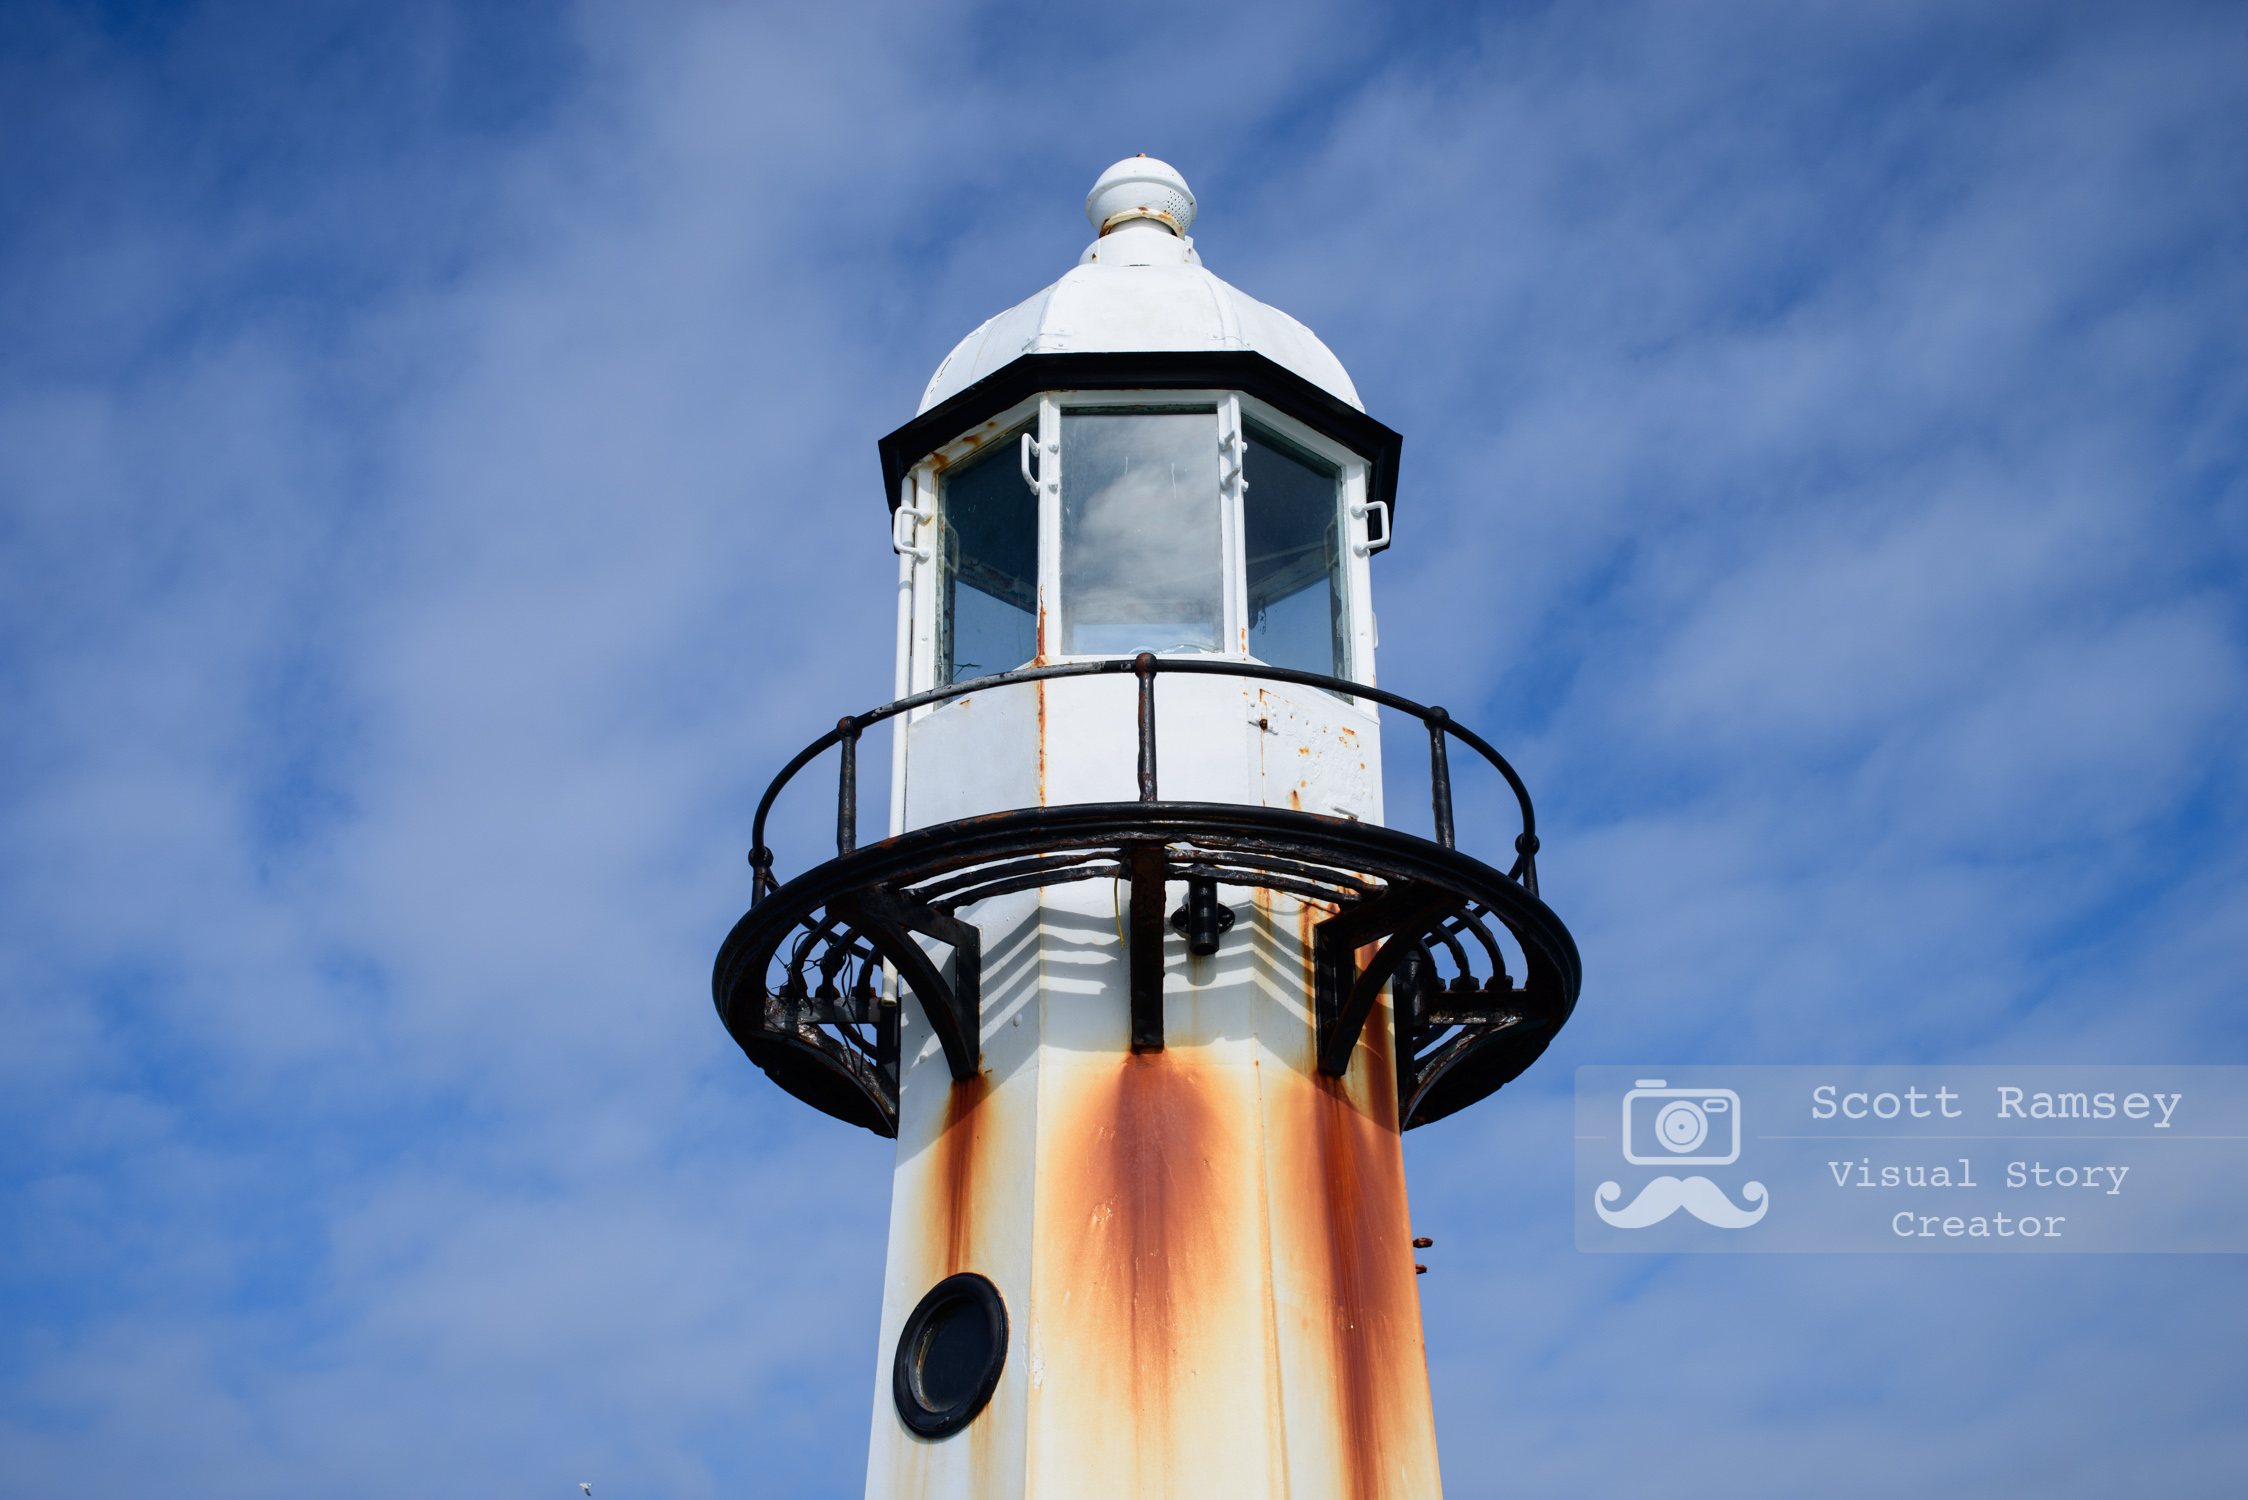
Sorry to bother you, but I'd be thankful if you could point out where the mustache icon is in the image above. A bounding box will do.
[1596,1175,1769,1229]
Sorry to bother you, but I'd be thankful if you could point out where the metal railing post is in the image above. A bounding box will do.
[1134,653,1159,802]
[837,716,860,856]
[1426,707,1456,850]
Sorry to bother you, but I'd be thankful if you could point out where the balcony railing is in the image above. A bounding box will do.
[715,654,1579,1138]
[749,653,1543,901]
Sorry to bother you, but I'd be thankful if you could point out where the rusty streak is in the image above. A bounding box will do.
[1267,904,1434,1499]
[1308,1065,1418,1500]
[1043,1049,1248,1489]
[934,1074,991,1275]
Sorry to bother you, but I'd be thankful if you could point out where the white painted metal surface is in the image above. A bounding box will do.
[916,162,1361,416]
[902,673,1381,831]
[1084,154,1198,237]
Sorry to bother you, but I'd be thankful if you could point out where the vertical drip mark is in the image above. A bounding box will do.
[1117,1054,1180,1488]
[1034,675,1048,807]
[1045,1049,1241,1491]
[1312,1071,1387,1500]
[935,1075,991,1275]
[1249,1045,1295,1497]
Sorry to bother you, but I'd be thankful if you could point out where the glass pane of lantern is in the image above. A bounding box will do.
[1060,411,1222,656]
[939,433,1039,685]
[1243,424,1348,678]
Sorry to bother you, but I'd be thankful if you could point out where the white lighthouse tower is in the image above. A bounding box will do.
[716,158,1580,1500]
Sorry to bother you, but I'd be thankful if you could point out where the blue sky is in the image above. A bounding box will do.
[2,1,2244,1495]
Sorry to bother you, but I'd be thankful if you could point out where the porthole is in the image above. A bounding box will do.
[892,1272,1008,1438]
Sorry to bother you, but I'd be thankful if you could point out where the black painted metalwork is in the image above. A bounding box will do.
[1170,867,1236,956]
[1425,707,1456,850]
[713,657,1579,1138]
[892,1272,1009,1439]
[1135,652,1159,803]
[877,351,1404,537]
[836,715,860,857]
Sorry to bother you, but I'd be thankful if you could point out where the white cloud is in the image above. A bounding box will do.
[2,1,2243,1495]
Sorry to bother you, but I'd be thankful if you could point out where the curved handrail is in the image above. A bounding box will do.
[749,654,1541,902]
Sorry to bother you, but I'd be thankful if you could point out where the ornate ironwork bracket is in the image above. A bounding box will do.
[717,801,1579,1138]
[1388,919,1573,1129]
[1312,880,1451,1078]
[839,884,983,1083]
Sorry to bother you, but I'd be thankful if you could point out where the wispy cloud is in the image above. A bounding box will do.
[1,2,2242,1496]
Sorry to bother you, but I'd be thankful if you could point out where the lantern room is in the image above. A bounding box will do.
[879,156,1405,835]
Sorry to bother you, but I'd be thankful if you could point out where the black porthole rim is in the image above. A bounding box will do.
[892,1272,1009,1439]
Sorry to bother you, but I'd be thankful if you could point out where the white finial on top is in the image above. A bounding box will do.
[916,153,1364,414]
[1085,155,1196,237]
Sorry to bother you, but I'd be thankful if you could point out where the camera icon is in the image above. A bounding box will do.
[1621,1080,1742,1166]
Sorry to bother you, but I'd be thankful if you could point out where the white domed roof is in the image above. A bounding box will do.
[916,159,1362,415]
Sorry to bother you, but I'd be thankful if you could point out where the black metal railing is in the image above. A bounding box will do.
[717,652,1581,1137]
[748,653,1541,905]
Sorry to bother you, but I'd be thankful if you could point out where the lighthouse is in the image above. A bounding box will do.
[715,157,1581,1499]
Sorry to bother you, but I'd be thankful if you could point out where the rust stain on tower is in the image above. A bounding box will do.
[929,1075,990,1276]
[1292,1041,1435,1499]
[1039,1050,1256,1489]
